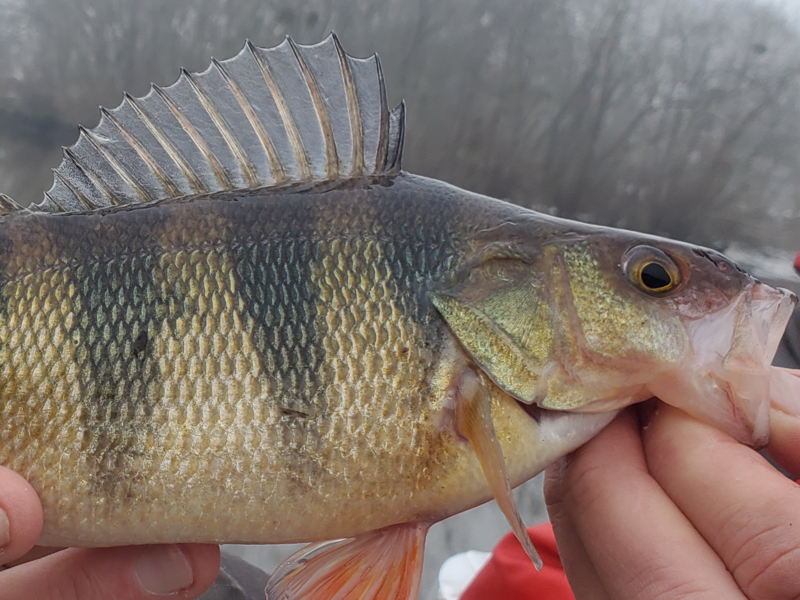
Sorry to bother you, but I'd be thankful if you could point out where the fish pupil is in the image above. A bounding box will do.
[641,262,671,289]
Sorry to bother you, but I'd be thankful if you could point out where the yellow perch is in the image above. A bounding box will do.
[0,35,796,600]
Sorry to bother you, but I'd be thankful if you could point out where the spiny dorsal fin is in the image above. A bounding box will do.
[30,34,404,214]
[0,193,24,213]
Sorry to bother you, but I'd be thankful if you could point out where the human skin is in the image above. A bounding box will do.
[0,468,220,600]
[545,383,800,600]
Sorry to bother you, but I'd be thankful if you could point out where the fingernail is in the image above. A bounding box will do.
[135,545,194,595]
[0,507,9,547]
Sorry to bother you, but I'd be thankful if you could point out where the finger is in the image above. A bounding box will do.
[0,467,43,565]
[644,403,800,600]
[766,408,800,478]
[545,459,613,600]
[0,544,220,600]
[4,546,64,568]
[548,409,745,600]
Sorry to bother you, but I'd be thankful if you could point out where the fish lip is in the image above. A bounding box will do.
[653,280,793,446]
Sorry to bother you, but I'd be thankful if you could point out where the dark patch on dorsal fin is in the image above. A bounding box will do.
[25,34,404,215]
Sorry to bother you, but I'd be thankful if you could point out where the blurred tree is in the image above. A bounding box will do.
[0,0,797,251]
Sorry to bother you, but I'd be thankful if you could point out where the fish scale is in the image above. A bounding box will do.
[0,181,495,546]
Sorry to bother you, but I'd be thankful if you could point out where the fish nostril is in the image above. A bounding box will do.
[692,247,750,277]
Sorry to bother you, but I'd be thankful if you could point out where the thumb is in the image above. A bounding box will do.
[0,466,43,565]
[0,544,220,600]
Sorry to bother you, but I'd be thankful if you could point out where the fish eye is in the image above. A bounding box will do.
[622,245,681,296]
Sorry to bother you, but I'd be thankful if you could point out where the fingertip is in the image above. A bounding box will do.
[543,458,566,508]
[180,544,221,596]
[133,544,222,597]
[0,466,43,563]
[1,544,222,600]
[766,407,800,479]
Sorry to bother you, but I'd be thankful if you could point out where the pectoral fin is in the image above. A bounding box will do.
[455,369,544,570]
[265,523,427,600]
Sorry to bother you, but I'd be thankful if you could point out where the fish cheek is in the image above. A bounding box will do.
[534,243,687,410]
[561,243,686,366]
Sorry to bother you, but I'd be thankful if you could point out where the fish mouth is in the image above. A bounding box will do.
[647,282,797,447]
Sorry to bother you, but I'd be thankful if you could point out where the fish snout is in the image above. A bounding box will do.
[648,281,793,447]
[736,282,797,366]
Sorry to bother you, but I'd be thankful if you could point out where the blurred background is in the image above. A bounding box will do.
[1,0,798,597]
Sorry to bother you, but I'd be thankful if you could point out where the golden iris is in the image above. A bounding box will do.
[622,245,681,295]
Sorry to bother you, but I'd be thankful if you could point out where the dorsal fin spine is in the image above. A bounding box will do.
[125,91,206,193]
[152,83,230,189]
[99,106,181,198]
[79,125,144,205]
[375,58,390,173]
[288,37,340,179]
[333,35,364,175]
[181,68,258,187]
[43,192,66,212]
[211,56,286,184]
[62,147,113,209]
[386,101,405,173]
[0,193,24,213]
[51,167,92,210]
[247,40,311,180]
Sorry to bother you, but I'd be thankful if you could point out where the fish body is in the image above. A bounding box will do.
[0,173,580,546]
[0,35,796,599]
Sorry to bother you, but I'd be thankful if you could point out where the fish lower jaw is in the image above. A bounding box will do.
[646,367,771,448]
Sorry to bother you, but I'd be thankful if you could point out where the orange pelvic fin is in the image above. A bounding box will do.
[455,368,544,570]
[265,522,428,600]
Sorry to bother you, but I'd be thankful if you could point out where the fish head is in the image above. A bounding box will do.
[583,234,796,447]
[432,219,797,447]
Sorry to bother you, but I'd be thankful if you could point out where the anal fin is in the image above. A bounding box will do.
[456,368,544,570]
[265,523,427,600]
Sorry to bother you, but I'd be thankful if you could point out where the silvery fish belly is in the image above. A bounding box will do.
[0,36,797,600]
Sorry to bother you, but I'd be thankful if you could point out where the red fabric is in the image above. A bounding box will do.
[460,522,574,600]
[794,251,800,274]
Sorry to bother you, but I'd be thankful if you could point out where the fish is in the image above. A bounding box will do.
[0,34,797,600]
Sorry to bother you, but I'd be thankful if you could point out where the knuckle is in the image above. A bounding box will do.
[629,562,720,599]
[735,542,800,600]
[55,565,110,600]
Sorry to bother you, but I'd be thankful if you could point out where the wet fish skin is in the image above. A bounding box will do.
[0,170,780,549]
[0,174,563,546]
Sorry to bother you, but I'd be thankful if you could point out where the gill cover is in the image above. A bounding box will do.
[431,245,551,404]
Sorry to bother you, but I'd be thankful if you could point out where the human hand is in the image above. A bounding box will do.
[0,466,220,600]
[545,386,800,599]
